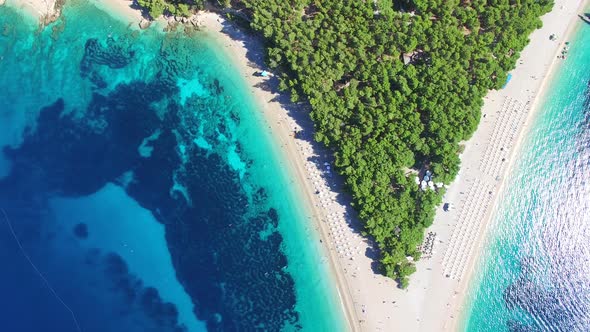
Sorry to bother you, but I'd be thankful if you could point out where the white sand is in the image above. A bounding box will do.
[87,0,143,25]
[11,0,588,330]
[4,0,57,24]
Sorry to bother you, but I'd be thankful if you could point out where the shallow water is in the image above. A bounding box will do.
[463,23,590,331]
[0,2,344,331]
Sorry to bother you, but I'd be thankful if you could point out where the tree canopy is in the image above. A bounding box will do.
[137,0,203,19]
[227,0,552,287]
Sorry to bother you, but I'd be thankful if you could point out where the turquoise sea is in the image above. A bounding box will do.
[0,1,345,331]
[463,21,590,331]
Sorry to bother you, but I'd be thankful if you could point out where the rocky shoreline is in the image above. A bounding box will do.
[2,0,63,27]
[42,0,64,26]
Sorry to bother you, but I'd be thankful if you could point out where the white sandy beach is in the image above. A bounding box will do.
[4,0,58,24]
[8,0,589,330]
[88,0,142,24]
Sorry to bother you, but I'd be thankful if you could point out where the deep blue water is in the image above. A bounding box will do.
[0,1,344,331]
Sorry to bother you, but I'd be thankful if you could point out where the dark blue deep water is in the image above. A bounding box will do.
[0,1,344,331]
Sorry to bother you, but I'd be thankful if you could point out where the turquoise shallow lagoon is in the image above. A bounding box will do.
[0,1,345,331]
[463,22,590,331]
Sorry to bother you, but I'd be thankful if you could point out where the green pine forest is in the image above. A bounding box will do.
[136,0,203,18]
[138,0,553,287]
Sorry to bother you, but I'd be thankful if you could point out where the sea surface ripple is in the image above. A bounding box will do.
[464,23,590,332]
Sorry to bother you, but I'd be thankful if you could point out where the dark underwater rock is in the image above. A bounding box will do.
[73,222,88,239]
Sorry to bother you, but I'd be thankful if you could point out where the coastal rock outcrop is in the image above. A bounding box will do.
[188,15,200,27]
[41,0,64,26]
[167,15,201,30]
[0,0,61,24]
[139,18,151,30]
